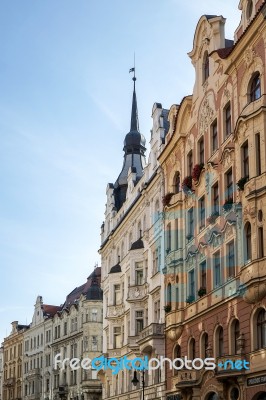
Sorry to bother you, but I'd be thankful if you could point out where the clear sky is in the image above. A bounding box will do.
[0,0,240,343]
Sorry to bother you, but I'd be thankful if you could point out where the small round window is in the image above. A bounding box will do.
[247,0,253,20]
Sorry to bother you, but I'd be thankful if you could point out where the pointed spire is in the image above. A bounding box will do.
[130,74,139,132]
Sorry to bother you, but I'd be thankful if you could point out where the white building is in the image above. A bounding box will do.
[100,76,169,400]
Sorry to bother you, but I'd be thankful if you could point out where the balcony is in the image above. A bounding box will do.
[240,257,266,303]
[127,335,140,351]
[216,355,248,380]
[244,172,266,199]
[127,284,148,302]
[165,310,184,342]
[165,249,183,268]
[4,377,15,387]
[107,348,122,357]
[137,323,164,345]
[172,370,200,388]
[107,304,124,318]
[27,368,40,377]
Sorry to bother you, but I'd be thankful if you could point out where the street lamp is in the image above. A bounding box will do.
[131,370,145,400]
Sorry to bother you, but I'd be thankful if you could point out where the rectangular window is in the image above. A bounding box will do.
[212,119,218,152]
[212,183,219,214]
[113,327,122,348]
[198,137,204,164]
[199,196,205,229]
[136,311,144,334]
[187,150,193,175]
[91,309,98,322]
[214,252,221,287]
[188,269,195,297]
[225,168,233,201]
[135,262,144,285]
[154,300,160,323]
[92,336,98,351]
[71,317,77,332]
[255,133,262,176]
[64,322,67,336]
[242,141,249,178]
[200,261,207,289]
[227,241,235,278]
[188,208,194,238]
[175,219,179,249]
[258,227,264,258]
[224,103,231,137]
[166,223,171,251]
[114,284,121,305]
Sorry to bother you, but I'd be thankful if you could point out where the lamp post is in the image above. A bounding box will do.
[131,370,145,400]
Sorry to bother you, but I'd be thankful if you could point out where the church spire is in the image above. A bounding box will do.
[113,67,146,211]
[130,70,139,132]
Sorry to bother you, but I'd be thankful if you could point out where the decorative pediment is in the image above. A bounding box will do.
[220,144,235,167]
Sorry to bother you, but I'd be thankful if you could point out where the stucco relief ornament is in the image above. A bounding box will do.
[244,47,256,67]
[224,86,230,99]
[199,98,214,135]
[134,288,140,298]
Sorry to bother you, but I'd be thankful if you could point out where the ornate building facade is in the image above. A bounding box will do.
[99,78,168,399]
[2,268,103,400]
[160,1,266,399]
[3,321,28,400]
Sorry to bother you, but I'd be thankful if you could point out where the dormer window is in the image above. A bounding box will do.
[250,72,261,102]
[203,52,209,82]
[246,0,253,20]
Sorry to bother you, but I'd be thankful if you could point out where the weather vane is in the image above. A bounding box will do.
[129,53,136,81]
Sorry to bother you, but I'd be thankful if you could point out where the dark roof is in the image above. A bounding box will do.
[86,280,103,300]
[130,238,144,250]
[205,14,218,20]
[64,267,102,305]
[109,264,122,274]
[17,324,29,331]
[211,1,266,60]
[216,46,234,59]
[42,305,62,317]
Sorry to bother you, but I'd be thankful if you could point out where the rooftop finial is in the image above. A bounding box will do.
[129,54,139,132]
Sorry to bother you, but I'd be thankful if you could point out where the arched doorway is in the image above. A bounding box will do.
[256,393,266,400]
[206,393,219,400]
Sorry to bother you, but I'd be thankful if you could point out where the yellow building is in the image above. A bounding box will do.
[3,321,28,400]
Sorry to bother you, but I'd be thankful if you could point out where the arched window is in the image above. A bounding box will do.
[230,319,240,355]
[257,309,266,349]
[173,172,181,194]
[200,332,209,358]
[250,72,261,102]
[244,222,252,262]
[215,326,224,357]
[188,337,196,360]
[173,345,181,375]
[167,283,172,306]
[203,52,209,82]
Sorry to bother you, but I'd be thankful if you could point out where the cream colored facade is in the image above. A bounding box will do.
[159,1,266,399]
[100,102,168,399]
[3,322,28,400]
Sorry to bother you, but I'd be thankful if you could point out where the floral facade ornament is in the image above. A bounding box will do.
[244,47,256,68]
[199,97,215,135]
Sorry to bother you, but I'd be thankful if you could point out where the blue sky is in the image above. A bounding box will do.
[0,0,240,342]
